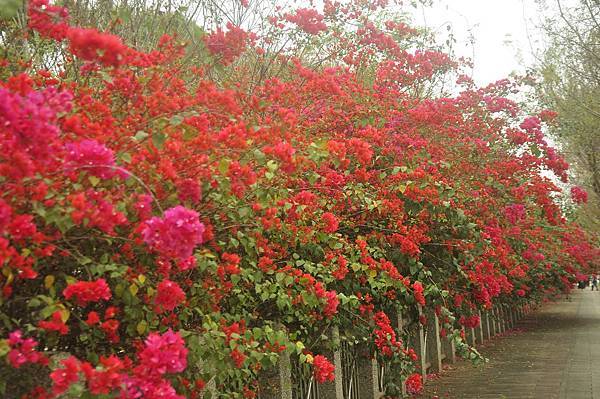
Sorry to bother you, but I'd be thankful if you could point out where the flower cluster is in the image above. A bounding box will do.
[412,281,426,306]
[284,8,328,35]
[38,311,69,335]
[7,330,48,368]
[571,186,588,204]
[373,311,403,357]
[63,278,112,306]
[47,330,188,397]
[142,206,205,259]
[1,0,598,397]
[312,354,335,383]
[155,279,186,313]
[138,329,188,375]
[65,140,118,179]
[66,28,130,67]
[204,22,254,65]
[405,373,423,394]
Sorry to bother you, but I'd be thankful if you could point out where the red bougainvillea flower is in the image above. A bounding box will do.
[38,311,69,335]
[321,212,339,233]
[204,22,254,65]
[504,203,526,224]
[459,314,481,329]
[138,329,188,375]
[412,281,425,305]
[571,186,588,204]
[373,311,403,357]
[142,206,205,259]
[86,311,100,326]
[284,8,328,35]
[176,178,202,204]
[323,290,340,318]
[63,278,111,306]
[66,28,129,67]
[312,354,335,383]
[405,373,423,394]
[65,140,118,179]
[0,86,72,178]
[230,348,247,368]
[155,279,186,313]
[101,319,120,343]
[86,355,124,394]
[51,356,81,394]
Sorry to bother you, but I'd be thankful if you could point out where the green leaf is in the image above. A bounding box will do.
[218,159,230,174]
[136,320,147,335]
[169,114,184,126]
[121,152,132,163]
[134,130,149,141]
[152,132,167,149]
[88,175,100,187]
[275,272,286,283]
[182,124,198,141]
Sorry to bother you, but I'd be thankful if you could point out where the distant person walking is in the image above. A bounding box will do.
[592,275,599,291]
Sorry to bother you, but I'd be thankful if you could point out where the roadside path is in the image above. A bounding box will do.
[423,290,600,399]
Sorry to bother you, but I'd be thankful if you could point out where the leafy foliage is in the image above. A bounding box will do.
[0,0,598,398]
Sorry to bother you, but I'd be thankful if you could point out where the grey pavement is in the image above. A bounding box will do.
[422,290,600,399]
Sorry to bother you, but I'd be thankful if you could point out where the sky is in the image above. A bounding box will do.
[409,0,546,86]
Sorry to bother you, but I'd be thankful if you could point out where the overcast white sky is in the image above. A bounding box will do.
[410,0,546,86]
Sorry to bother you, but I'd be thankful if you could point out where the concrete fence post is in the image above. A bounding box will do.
[416,306,429,382]
[489,308,498,337]
[355,343,383,399]
[493,306,502,334]
[481,311,491,340]
[319,327,344,399]
[441,332,456,364]
[475,310,484,344]
[499,306,507,333]
[426,312,443,373]
[259,351,293,399]
[390,308,408,397]
[505,305,513,329]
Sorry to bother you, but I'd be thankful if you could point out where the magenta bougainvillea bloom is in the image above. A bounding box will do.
[142,206,205,259]
[65,139,117,179]
[138,329,188,375]
[7,330,48,368]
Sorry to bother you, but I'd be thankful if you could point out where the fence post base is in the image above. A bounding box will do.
[259,351,293,399]
[319,327,344,399]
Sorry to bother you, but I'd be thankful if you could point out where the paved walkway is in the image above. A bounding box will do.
[423,290,600,399]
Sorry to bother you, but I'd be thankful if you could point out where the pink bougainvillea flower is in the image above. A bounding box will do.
[142,206,205,259]
[65,139,118,179]
[138,329,188,375]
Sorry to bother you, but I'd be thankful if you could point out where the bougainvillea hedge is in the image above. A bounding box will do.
[0,0,598,398]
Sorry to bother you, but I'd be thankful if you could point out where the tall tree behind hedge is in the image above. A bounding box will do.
[536,0,600,230]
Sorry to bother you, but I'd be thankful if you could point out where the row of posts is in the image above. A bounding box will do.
[204,303,530,398]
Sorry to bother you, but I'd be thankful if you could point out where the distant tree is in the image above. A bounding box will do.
[536,0,600,230]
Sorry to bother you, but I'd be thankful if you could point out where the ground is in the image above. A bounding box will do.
[422,290,600,399]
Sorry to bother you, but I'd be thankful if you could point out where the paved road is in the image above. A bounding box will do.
[422,290,600,399]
